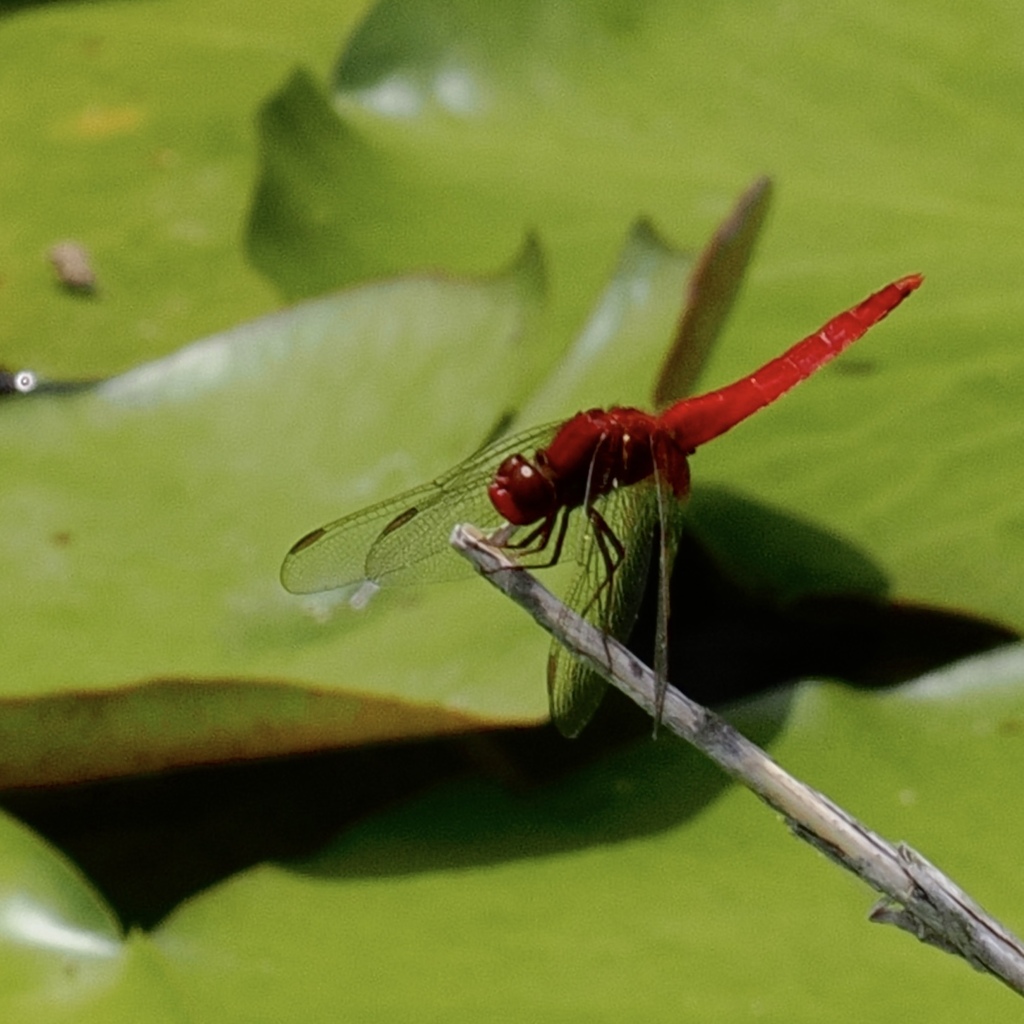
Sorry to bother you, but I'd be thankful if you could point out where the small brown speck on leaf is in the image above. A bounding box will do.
[48,241,98,294]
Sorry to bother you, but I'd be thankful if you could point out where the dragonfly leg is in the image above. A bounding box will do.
[505,516,553,554]
[502,508,573,571]
[579,505,626,620]
[569,505,627,682]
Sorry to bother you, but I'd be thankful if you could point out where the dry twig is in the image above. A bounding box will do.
[451,523,1024,997]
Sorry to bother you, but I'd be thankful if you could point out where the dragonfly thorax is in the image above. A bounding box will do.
[488,408,660,527]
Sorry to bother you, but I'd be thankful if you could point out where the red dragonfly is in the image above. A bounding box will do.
[283,274,922,736]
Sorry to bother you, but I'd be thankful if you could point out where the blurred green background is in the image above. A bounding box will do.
[1,0,1023,1019]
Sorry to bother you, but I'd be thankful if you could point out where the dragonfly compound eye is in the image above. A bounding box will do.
[487,454,557,526]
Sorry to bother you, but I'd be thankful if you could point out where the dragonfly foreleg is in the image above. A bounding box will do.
[503,508,573,571]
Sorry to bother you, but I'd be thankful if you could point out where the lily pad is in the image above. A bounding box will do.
[0,220,703,784]
[151,647,1024,1020]
[1,0,1023,1017]
[0,241,562,784]
[0,0,373,376]
[3,649,1024,1020]
[248,0,1024,630]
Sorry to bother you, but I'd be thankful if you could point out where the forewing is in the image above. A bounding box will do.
[280,422,558,595]
[281,479,459,595]
[547,482,659,737]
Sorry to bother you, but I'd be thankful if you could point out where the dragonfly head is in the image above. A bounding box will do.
[488,453,557,526]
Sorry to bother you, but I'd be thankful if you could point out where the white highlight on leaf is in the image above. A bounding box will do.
[898,642,1024,700]
[348,66,482,119]
[97,339,232,407]
[434,67,481,114]
[352,75,423,117]
[0,896,118,957]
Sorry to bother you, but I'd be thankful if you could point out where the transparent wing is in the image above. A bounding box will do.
[547,481,660,738]
[281,421,558,595]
